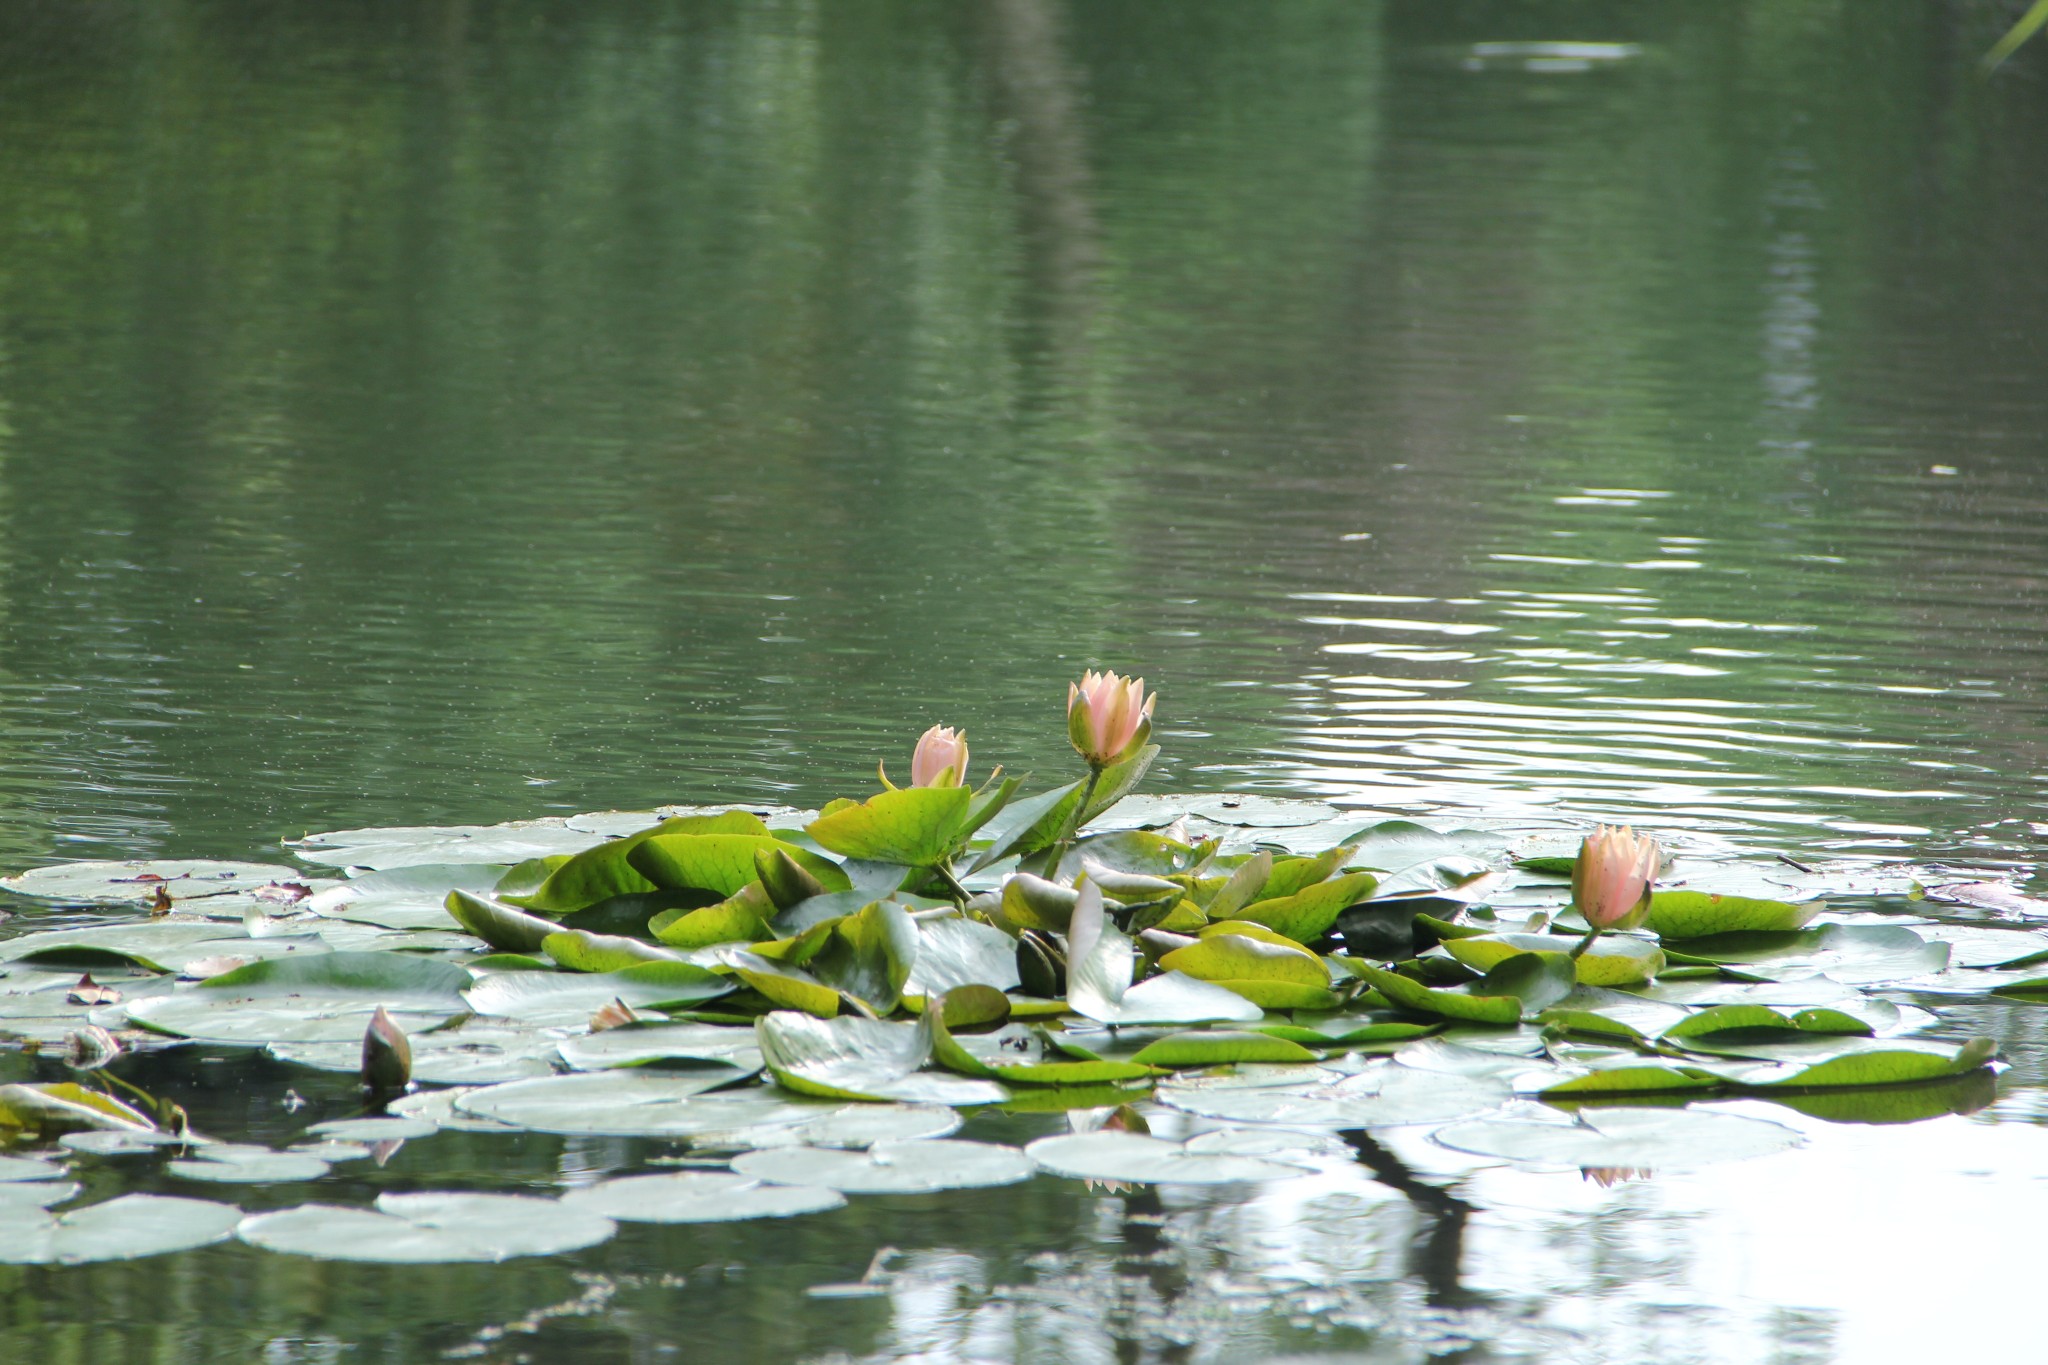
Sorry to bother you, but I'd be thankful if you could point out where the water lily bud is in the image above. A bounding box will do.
[1571,825,1662,931]
[911,725,970,788]
[1066,671,1156,768]
[361,1006,413,1094]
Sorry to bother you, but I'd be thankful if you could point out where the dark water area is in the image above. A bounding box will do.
[3,1,2048,1360]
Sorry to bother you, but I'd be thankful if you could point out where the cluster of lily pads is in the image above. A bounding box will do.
[0,674,2040,1265]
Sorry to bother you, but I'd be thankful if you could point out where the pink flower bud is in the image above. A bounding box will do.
[1571,824,1662,930]
[911,725,970,788]
[1066,671,1157,767]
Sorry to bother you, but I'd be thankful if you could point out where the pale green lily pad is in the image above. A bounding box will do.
[902,916,1021,995]
[388,1087,524,1134]
[268,1026,559,1085]
[308,1116,438,1142]
[731,1139,1035,1193]
[237,1191,615,1262]
[688,1103,962,1151]
[1343,821,1504,872]
[1433,1107,1803,1169]
[127,952,471,1044]
[463,962,731,1025]
[0,921,310,974]
[60,1130,180,1157]
[558,1022,765,1073]
[0,1181,81,1207]
[293,821,603,871]
[1066,895,1262,1027]
[0,860,308,907]
[169,1144,333,1185]
[1026,1131,1300,1186]
[0,1194,244,1264]
[1158,1064,1509,1128]
[453,1073,803,1137]
[561,1172,845,1223]
[0,1155,65,1182]
[756,1012,1006,1106]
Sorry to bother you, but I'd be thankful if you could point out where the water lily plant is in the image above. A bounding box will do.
[1569,824,1661,958]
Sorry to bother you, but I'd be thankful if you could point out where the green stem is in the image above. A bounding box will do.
[932,861,971,908]
[1040,766,1103,883]
[1568,924,1604,960]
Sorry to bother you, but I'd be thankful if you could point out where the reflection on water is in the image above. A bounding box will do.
[3,0,2048,1360]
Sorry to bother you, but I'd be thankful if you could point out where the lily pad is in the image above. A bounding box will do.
[730,1139,1035,1193]
[237,1191,615,1262]
[756,1012,1005,1106]
[0,860,308,907]
[557,1022,766,1073]
[561,1172,845,1223]
[806,787,973,867]
[127,952,473,1045]
[169,1145,333,1185]
[0,1194,244,1265]
[454,1073,809,1137]
[463,962,731,1025]
[1025,1131,1299,1185]
[1646,891,1821,939]
[1434,1107,1803,1170]
[1158,1063,1510,1128]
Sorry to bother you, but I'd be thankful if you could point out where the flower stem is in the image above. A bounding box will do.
[1568,924,1604,960]
[932,861,971,908]
[1040,766,1102,884]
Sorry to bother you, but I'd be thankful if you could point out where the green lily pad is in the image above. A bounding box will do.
[1343,821,1504,872]
[560,1172,845,1223]
[1754,1038,1996,1091]
[1336,962,1521,1026]
[1157,934,1334,1010]
[1220,872,1377,944]
[904,917,1021,996]
[1645,891,1821,939]
[1025,1131,1298,1186]
[0,1194,244,1265]
[1128,1030,1319,1067]
[295,822,602,872]
[444,890,560,953]
[0,860,309,908]
[237,1191,615,1262]
[629,835,848,900]
[805,787,973,868]
[1443,933,1663,987]
[730,1139,1035,1193]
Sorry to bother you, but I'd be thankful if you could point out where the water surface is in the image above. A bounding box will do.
[2,1,2047,1360]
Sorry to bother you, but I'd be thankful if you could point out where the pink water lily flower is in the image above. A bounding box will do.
[911,725,970,788]
[1067,670,1156,768]
[1572,824,1662,930]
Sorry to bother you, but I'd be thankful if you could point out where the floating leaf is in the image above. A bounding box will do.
[444,890,559,953]
[126,953,471,1045]
[169,1144,333,1185]
[730,1139,1035,1193]
[1157,933,1337,1010]
[1645,891,1820,939]
[0,1194,243,1265]
[1158,1064,1509,1128]
[238,1191,615,1262]
[455,1073,800,1137]
[1444,933,1662,987]
[542,929,686,973]
[629,835,847,899]
[1026,1131,1298,1185]
[1220,872,1377,944]
[561,1172,845,1223]
[1755,1038,1996,1091]
[756,1012,1004,1106]
[904,917,1021,996]
[805,787,973,868]
[649,895,775,950]
[1541,1066,1725,1098]
[1335,961,1521,1026]
[1434,1108,1802,1169]
[1129,1031,1319,1067]
[557,1021,765,1072]
[1343,821,1504,872]
[464,962,732,1025]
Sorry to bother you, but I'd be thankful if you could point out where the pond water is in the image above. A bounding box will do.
[3,1,2048,1360]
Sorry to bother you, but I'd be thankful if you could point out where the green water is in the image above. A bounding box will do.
[4,1,2048,1359]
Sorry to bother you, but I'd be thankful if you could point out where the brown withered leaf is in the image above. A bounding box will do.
[588,998,647,1033]
[254,881,315,905]
[149,885,174,916]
